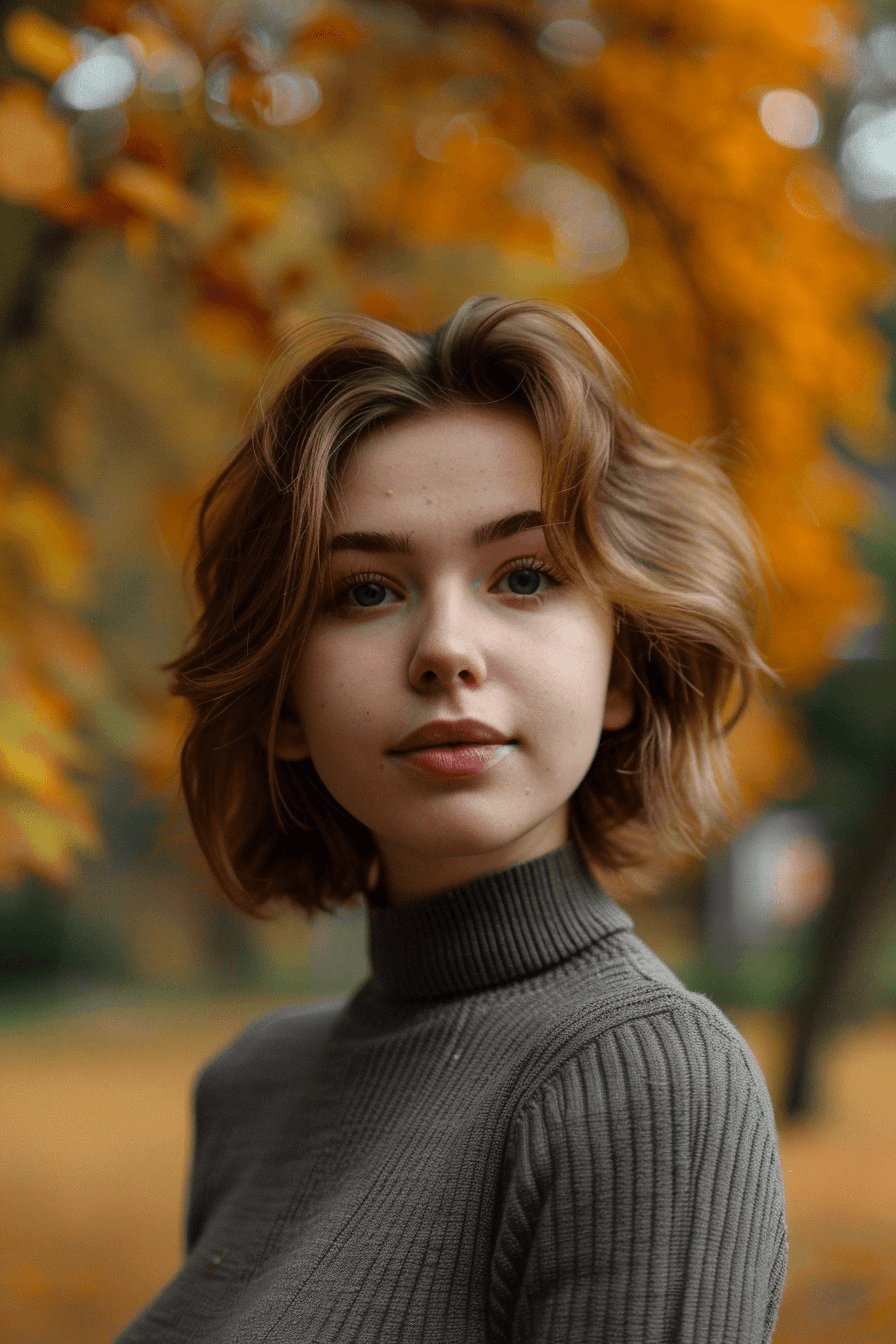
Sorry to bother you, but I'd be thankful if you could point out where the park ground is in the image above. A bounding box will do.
[1,996,894,1343]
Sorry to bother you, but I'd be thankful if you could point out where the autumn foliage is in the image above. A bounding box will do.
[0,463,99,881]
[0,0,892,882]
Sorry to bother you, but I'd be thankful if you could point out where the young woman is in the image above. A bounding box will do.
[116,297,787,1342]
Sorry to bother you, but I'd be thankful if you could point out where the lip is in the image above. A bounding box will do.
[389,719,513,753]
[395,742,514,779]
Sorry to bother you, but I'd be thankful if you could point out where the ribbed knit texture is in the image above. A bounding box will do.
[114,842,788,1343]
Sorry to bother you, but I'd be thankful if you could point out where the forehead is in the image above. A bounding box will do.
[334,408,544,525]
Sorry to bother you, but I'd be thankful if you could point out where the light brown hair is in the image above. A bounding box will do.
[167,296,771,914]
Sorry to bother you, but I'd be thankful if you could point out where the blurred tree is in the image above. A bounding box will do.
[783,508,896,1113]
[0,0,893,898]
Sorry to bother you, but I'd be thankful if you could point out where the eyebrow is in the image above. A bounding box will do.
[329,509,546,555]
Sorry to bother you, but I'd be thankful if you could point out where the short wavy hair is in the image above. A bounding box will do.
[167,296,772,915]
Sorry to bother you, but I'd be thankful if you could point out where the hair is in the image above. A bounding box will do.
[167,295,773,916]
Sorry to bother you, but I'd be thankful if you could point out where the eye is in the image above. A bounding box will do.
[493,559,563,598]
[337,574,401,609]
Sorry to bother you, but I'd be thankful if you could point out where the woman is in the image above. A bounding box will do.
[115,296,787,1342]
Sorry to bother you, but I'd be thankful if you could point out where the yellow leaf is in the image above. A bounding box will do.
[0,668,74,734]
[1,790,101,883]
[0,739,67,800]
[1,479,89,601]
[21,608,106,702]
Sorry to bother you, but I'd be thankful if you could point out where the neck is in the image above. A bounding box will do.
[364,839,635,1001]
[375,808,570,907]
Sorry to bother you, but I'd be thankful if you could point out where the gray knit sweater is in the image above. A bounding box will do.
[115,842,787,1343]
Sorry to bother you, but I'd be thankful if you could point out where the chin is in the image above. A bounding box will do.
[374,805,558,862]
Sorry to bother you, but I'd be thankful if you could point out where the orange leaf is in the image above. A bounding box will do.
[156,484,202,568]
[227,68,260,117]
[356,284,436,329]
[80,0,132,33]
[0,81,74,204]
[123,215,158,257]
[725,694,811,817]
[191,241,272,337]
[221,167,290,238]
[132,695,190,789]
[188,301,268,356]
[294,9,367,53]
[103,159,199,227]
[123,110,185,177]
[35,184,91,224]
[4,9,78,81]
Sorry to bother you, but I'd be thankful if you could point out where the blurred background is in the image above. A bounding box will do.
[0,0,894,1339]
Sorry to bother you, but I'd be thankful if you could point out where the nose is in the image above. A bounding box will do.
[407,586,487,692]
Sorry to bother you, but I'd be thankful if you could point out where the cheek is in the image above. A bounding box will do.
[528,612,613,715]
[293,631,391,751]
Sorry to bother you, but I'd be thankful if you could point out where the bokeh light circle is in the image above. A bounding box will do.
[759,89,821,149]
[840,105,896,201]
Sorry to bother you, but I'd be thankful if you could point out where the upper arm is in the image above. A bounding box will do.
[182,997,349,1256]
[489,1006,788,1344]
[184,1058,228,1255]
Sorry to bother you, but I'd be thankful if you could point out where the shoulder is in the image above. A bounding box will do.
[495,946,788,1344]
[506,977,784,1236]
[518,935,777,1140]
[195,993,350,1103]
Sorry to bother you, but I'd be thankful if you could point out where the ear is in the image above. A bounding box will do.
[273,697,310,761]
[602,653,635,732]
[602,684,635,732]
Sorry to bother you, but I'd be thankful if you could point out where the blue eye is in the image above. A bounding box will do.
[495,564,559,597]
[505,568,543,595]
[336,572,402,610]
[347,581,392,608]
[336,560,561,610]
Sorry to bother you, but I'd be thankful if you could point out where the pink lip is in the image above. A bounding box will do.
[390,718,513,753]
[396,743,515,779]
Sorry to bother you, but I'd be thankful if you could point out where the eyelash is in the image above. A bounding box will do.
[335,556,566,608]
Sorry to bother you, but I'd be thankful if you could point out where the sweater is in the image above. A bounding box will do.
[114,841,788,1343]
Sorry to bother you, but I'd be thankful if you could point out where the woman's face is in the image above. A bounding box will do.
[276,407,632,903]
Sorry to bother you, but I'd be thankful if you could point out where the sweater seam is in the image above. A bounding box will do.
[507,992,766,1129]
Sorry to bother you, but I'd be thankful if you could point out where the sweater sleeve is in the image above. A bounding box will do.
[489,1003,788,1344]
[184,1057,227,1255]
[183,998,348,1255]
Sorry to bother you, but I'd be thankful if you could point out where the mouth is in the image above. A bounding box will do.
[392,741,515,780]
[389,718,514,754]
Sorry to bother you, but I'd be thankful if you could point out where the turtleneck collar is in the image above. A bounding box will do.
[365,841,633,1001]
